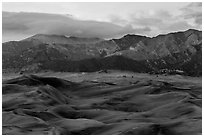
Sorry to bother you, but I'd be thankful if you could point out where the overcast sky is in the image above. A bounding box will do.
[2,2,202,42]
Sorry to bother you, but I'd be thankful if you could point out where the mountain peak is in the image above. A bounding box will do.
[22,34,103,44]
[29,33,68,39]
[68,36,103,41]
[122,34,148,38]
[186,28,201,32]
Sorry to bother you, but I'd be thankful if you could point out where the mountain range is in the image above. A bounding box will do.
[2,29,202,76]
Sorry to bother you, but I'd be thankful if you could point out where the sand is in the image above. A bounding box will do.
[2,71,202,135]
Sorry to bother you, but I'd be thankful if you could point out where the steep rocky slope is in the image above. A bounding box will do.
[2,29,202,76]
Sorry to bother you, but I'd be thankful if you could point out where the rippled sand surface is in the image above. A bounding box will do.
[2,71,202,135]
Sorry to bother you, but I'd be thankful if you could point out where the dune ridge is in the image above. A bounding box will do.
[2,72,202,135]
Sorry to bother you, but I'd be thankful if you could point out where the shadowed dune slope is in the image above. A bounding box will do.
[2,73,202,135]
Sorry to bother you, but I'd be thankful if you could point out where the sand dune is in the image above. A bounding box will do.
[2,71,202,135]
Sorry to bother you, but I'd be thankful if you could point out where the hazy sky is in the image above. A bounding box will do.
[2,2,202,42]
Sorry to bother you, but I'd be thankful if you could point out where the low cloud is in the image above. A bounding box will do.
[132,17,163,26]
[2,3,202,42]
[2,11,150,42]
[180,2,202,26]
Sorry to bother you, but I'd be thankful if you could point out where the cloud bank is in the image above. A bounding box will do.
[2,2,202,42]
[2,11,150,42]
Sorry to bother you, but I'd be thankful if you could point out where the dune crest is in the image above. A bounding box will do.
[2,72,202,135]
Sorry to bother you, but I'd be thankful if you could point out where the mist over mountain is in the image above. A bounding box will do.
[3,11,149,42]
[2,29,202,76]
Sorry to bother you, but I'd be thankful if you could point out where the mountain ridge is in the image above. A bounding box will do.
[2,29,202,76]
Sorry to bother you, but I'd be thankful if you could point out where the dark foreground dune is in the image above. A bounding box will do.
[2,71,202,135]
